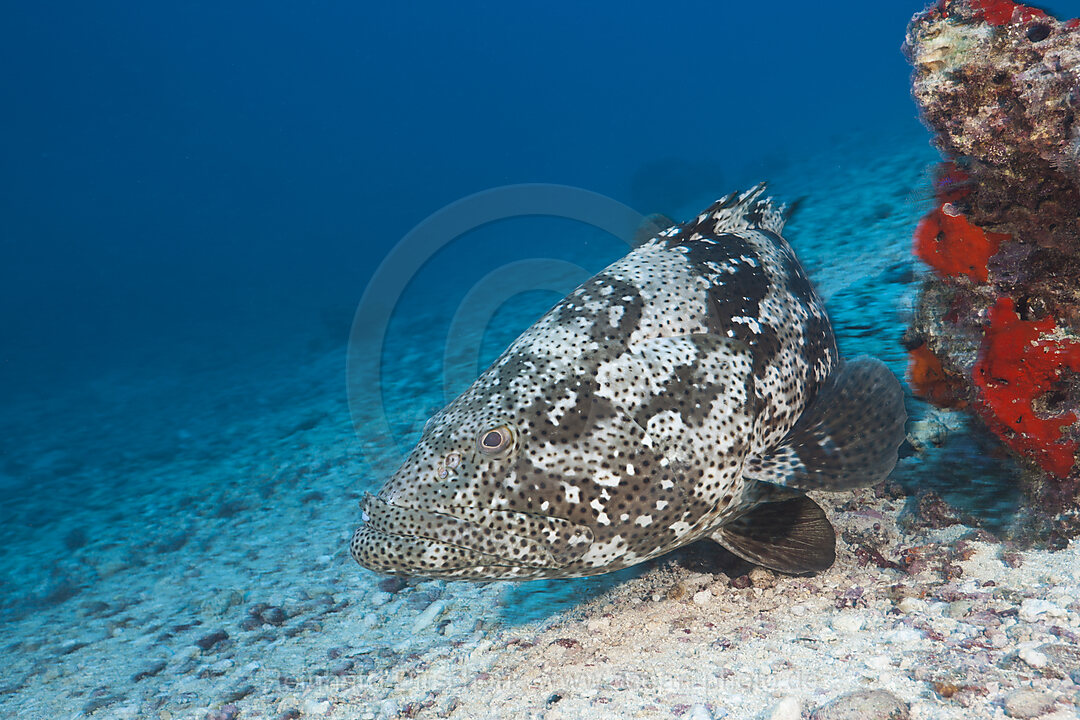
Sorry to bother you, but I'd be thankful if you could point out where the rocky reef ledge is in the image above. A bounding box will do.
[904,0,1080,541]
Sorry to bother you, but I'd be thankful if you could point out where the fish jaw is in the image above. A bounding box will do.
[350,493,595,580]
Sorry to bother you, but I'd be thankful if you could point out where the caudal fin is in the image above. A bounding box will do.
[743,356,906,491]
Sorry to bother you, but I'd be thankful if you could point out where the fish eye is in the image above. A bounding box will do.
[478,425,513,455]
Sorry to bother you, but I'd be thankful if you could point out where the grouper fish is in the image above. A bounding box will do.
[352,185,906,580]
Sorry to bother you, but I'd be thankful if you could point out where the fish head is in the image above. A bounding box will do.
[351,355,687,580]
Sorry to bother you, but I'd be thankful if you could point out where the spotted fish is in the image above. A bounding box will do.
[352,185,906,580]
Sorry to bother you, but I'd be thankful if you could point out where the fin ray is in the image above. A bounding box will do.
[698,182,787,235]
[710,495,836,574]
[743,356,906,491]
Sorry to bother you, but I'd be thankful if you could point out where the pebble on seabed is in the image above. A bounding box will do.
[1018,647,1049,669]
[768,696,802,720]
[686,702,713,720]
[258,605,288,626]
[195,630,229,652]
[809,689,910,720]
[204,703,240,720]
[1003,688,1057,719]
[748,567,776,589]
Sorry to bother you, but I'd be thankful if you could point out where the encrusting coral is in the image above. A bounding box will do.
[903,0,1080,540]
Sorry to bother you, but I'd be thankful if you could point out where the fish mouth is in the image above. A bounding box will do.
[351,493,593,578]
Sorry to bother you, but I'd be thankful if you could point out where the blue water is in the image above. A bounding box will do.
[0,0,950,545]
[1,2,926,404]
[0,2,1025,717]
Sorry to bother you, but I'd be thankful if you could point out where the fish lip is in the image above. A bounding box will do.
[355,493,559,570]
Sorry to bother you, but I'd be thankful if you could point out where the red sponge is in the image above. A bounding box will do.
[973,297,1080,477]
[965,0,1047,25]
[914,206,1009,283]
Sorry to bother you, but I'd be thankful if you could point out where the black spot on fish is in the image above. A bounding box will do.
[672,232,770,338]
[517,375,613,443]
[490,353,547,410]
[743,199,767,228]
[746,322,782,375]
[801,312,836,397]
[549,274,644,348]
[774,237,816,309]
[673,229,755,269]
[646,361,727,429]
[706,269,768,336]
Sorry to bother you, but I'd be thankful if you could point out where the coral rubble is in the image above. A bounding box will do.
[904,0,1080,536]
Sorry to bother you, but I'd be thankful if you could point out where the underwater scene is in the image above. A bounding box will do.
[3,1,1080,719]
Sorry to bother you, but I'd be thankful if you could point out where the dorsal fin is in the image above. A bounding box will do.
[693,182,787,236]
[632,213,677,247]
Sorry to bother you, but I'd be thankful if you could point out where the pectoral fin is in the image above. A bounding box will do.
[709,495,836,574]
[742,356,906,492]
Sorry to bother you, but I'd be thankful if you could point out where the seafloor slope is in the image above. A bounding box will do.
[2,123,1079,720]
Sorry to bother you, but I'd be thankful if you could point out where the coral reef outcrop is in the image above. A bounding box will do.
[904,0,1080,541]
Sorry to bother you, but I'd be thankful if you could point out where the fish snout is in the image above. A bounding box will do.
[351,493,594,578]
